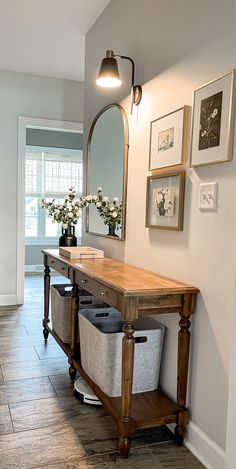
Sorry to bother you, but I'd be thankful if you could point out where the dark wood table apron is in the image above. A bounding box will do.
[42,249,199,458]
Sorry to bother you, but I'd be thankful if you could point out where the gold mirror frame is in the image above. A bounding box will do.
[86,103,129,240]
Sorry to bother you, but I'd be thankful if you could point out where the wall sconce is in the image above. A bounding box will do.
[96,50,142,113]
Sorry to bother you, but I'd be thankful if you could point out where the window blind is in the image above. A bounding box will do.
[25,151,83,199]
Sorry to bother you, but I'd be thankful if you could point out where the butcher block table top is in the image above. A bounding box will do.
[44,249,199,296]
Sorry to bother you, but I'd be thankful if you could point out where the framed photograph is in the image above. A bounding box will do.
[146,171,185,230]
[190,69,236,167]
[149,106,189,171]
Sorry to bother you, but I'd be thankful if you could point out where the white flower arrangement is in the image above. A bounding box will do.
[42,186,123,232]
[78,187,122,229]
[41,187,82,230]
[91,187,122,228]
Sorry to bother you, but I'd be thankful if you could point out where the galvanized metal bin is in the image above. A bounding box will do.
[79,307,165,397]
[51,284,107,343]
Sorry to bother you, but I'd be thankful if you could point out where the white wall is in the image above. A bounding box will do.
[0,70,84,303]
[84,1,236,467]
[225,277,236,469]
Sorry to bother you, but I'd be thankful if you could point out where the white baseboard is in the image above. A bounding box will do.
[25,264,44,273]
[0,295,18,306]
[168,422,225,469]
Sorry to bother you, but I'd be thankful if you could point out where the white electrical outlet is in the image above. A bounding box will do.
[199,182,217,210]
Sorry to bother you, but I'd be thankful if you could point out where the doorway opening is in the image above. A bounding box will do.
[17,117,83,304]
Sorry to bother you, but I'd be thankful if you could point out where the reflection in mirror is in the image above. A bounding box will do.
[86,104,128,240]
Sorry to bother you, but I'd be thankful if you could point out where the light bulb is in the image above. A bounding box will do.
[96,76,122,88]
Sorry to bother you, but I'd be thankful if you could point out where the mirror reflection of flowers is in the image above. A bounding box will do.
[41,187,82,229]
[94,187,122,229]
[79,187,122,229]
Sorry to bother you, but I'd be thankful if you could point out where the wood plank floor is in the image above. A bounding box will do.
[0,274,206,469]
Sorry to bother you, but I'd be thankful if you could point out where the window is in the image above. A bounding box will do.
[25,147,83,242]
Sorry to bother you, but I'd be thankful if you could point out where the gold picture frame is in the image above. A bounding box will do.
[146,170,185,231]
[149,106,189,171]
[190,69,236,167]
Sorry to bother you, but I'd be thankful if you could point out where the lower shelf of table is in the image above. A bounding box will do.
[45,324,187,431]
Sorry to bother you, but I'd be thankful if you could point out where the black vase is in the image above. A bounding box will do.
[59,225,77,247]
[108,225,119,237]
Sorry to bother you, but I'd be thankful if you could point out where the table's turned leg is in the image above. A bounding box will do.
[119,320,135,458]
[175,293,194,446]
[68,282,79,382]
[42,261,50,340]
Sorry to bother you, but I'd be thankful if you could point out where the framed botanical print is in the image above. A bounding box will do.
[149,106,189,171]
[146,171,185,231]
[190,69,236,167]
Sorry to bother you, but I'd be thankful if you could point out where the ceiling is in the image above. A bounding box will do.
[0,0,111,81]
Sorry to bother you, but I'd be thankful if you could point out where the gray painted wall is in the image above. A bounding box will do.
[0,70,83,298]
[25,244,57,266]
[26,128,83,149]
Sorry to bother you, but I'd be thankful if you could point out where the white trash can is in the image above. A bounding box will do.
[79,307,165,397]
[51,284,107,343]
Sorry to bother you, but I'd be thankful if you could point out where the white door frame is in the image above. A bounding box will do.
[17,117,83,304]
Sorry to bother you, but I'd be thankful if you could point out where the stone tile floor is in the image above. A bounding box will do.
[0,274,206,468]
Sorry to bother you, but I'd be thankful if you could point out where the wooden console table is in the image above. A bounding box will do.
[42,249,199,458]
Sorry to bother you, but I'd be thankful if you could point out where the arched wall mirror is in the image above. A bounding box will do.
[86,104,129,240]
